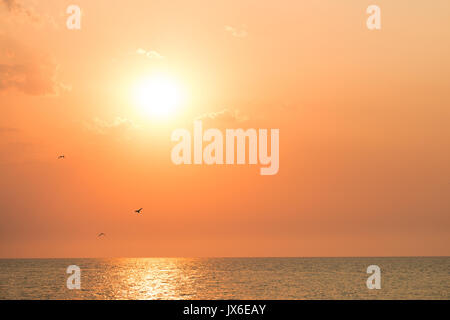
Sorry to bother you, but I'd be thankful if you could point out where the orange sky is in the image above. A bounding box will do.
[1,0,449,258]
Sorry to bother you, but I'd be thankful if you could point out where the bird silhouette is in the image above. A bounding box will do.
[134,208,143,214]
[58,155,65,159]
[98,233,105,237]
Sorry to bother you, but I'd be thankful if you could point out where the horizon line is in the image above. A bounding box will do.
[1,255,449,260]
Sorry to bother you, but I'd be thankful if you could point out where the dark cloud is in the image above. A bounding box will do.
[1,0,18,11]
[1,0,39,21]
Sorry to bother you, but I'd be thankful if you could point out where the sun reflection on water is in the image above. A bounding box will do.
[0,257,448,299]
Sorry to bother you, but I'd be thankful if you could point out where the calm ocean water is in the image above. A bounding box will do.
[0,257,448,299]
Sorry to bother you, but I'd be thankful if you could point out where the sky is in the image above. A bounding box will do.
[0,0,449,258]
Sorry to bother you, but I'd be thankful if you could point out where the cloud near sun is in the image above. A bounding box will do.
[136,48,164,59]
[83,117,140,136]
[224,25,248,38]
[195,109,249,126]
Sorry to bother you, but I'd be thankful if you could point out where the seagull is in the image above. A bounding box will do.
[98,233,105,237]
[58,155,65,159]
[134,208,143,214]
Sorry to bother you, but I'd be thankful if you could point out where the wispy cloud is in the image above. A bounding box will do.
[136,48,164,59]
[1,0,57,28]
[0,35,68,96]
[1,0,39,22]
[224,25,248,38]
[196,109,249,127]
[1,0,17,10]
[83,117,140,135]
[0,127,19,134]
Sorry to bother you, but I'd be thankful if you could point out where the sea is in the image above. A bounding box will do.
[0,257,448,299]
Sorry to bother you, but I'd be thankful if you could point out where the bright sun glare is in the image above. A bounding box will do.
[134,75,182,118]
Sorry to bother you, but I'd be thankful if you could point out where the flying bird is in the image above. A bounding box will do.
[134,208,143,214]
[58,155,65,159]
[98,233,105,237]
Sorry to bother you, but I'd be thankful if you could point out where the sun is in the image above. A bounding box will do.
[134,74,183,118]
